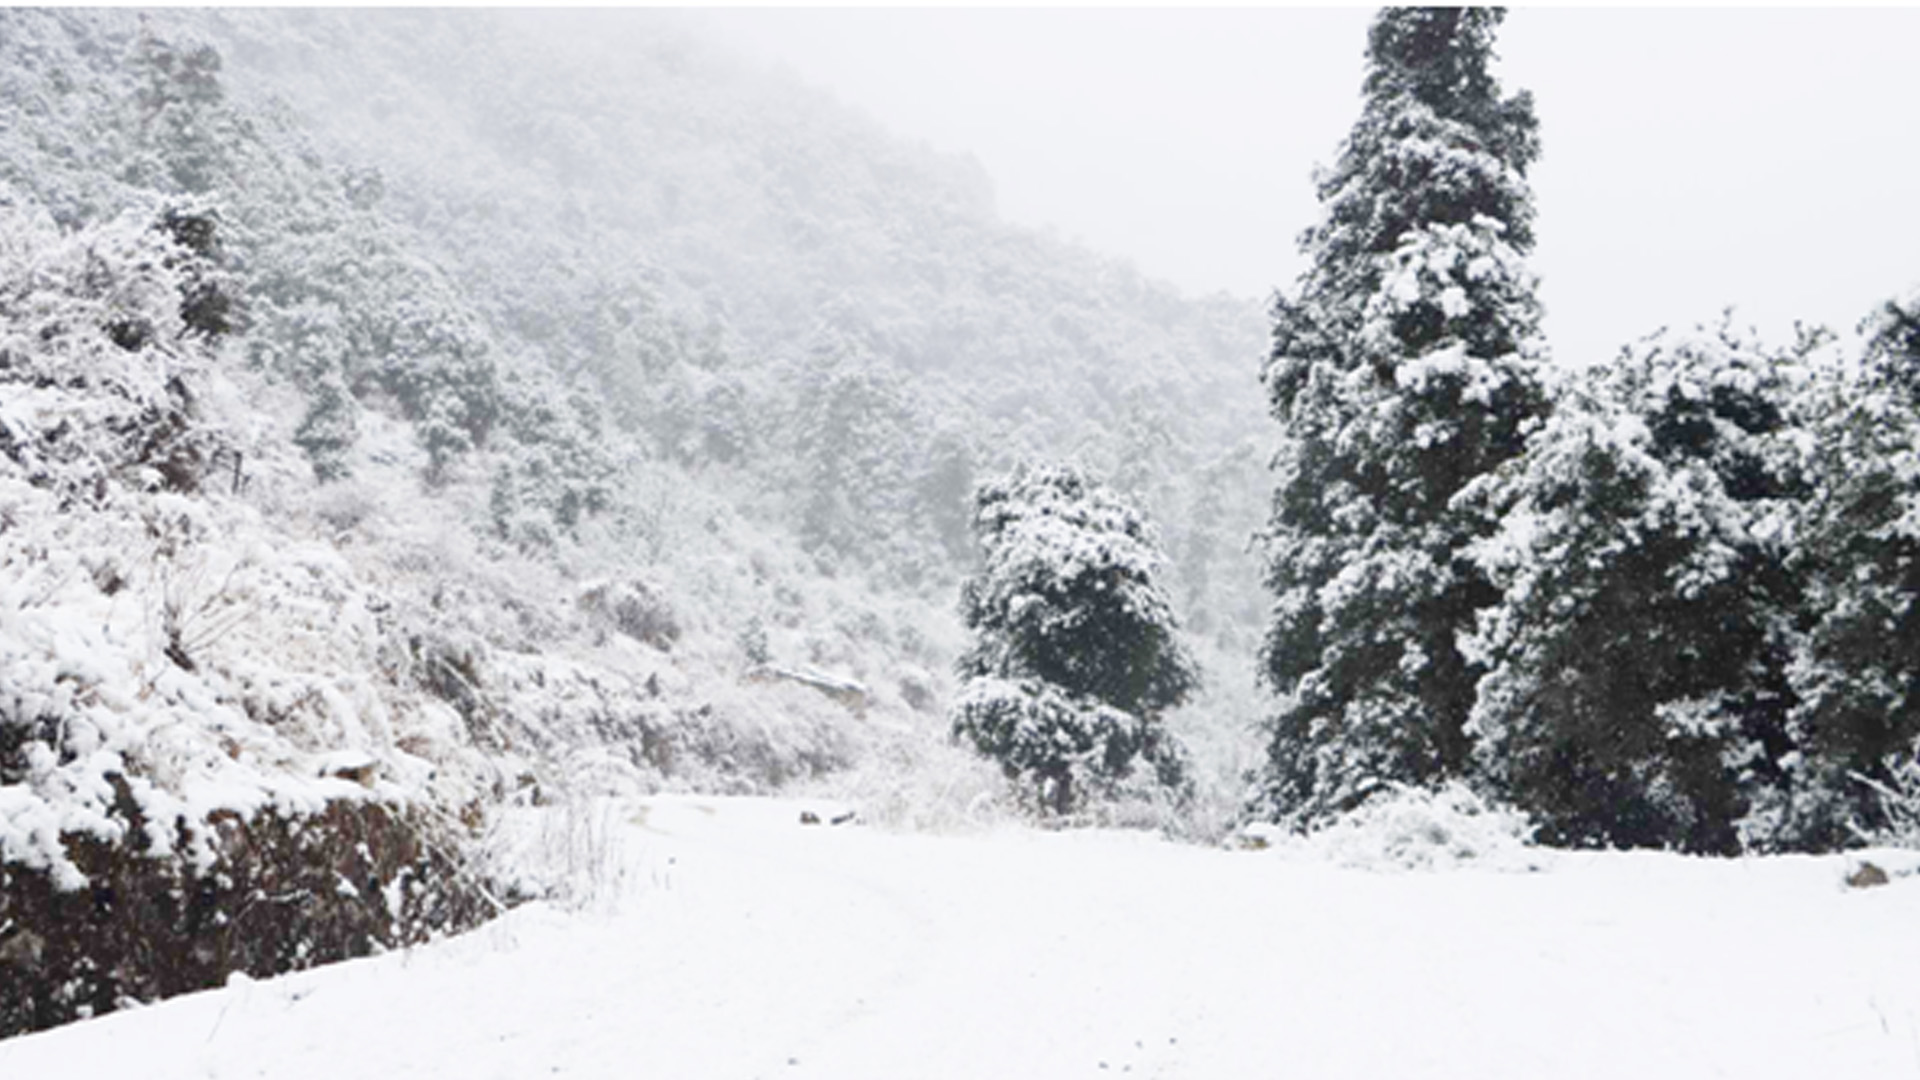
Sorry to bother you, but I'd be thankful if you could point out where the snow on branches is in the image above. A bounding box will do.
[950,464,1195,817]
[1460,322,1814,853]
[1254,7,1546,829]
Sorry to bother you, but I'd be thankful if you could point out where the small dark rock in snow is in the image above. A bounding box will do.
[1846,861,1889,888]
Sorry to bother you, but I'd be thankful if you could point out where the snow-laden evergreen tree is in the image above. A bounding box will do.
[1785,290,1920,847]
[951,464,1196,815]
[1463,323,1812,853]
[1254,7,1548,825]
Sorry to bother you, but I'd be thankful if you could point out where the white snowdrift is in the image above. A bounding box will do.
[3,795,1916,1079]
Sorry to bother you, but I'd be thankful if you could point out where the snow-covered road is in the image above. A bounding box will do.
[4,795,1918,1078]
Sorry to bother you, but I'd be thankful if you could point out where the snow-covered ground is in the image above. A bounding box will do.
[4,796,1918,1079]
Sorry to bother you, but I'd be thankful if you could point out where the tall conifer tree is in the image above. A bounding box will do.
[1255,7,1548,824]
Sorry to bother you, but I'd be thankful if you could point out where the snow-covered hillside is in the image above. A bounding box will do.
[0,7,1274,1036]
[7,4,1918,1055]
[3,795,1917,1079]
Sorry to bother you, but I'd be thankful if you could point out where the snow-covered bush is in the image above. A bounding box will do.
[793,723,1015,835]
[1462,322,1811,854]
[1849,754,1920,849]
[0,532,487,1037]
[477,792,633,916]
[577,579,681,652]
[950,464,1195,817]
[0,194,230,504]
[1298,781,1541,872]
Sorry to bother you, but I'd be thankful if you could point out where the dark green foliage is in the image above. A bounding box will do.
[1256,7,1548,825]
[1464,299,1920,853]
[951,678,1189,817]
[1254,9,1920,854]
[959,466,1198,717]
[952,464,1196,814]
[1465,325,1809,853]
[160,204,243,338]
[1782,302,1920,847]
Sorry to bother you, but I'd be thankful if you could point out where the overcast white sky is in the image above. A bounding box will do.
[681,6,1920,365]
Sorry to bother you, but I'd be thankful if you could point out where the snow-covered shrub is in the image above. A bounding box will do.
[311,477,383,534]
[477,794,632,916]
[737,616,772,667]
[1300,781,1541,872]
[1849,755,1920,849]
[577,579,680,652]
[814,726,1016,835]
[950,464,1196,817]
[1463,322,1810,854]
[157,202,243,340]
[0,195,230,504]
[463,645,855,797]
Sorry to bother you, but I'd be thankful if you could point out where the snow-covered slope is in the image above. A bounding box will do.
[4,795,1917,1079]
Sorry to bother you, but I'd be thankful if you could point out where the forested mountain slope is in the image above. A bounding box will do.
[194,9,1270,596]
[0,7,1269,1034]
